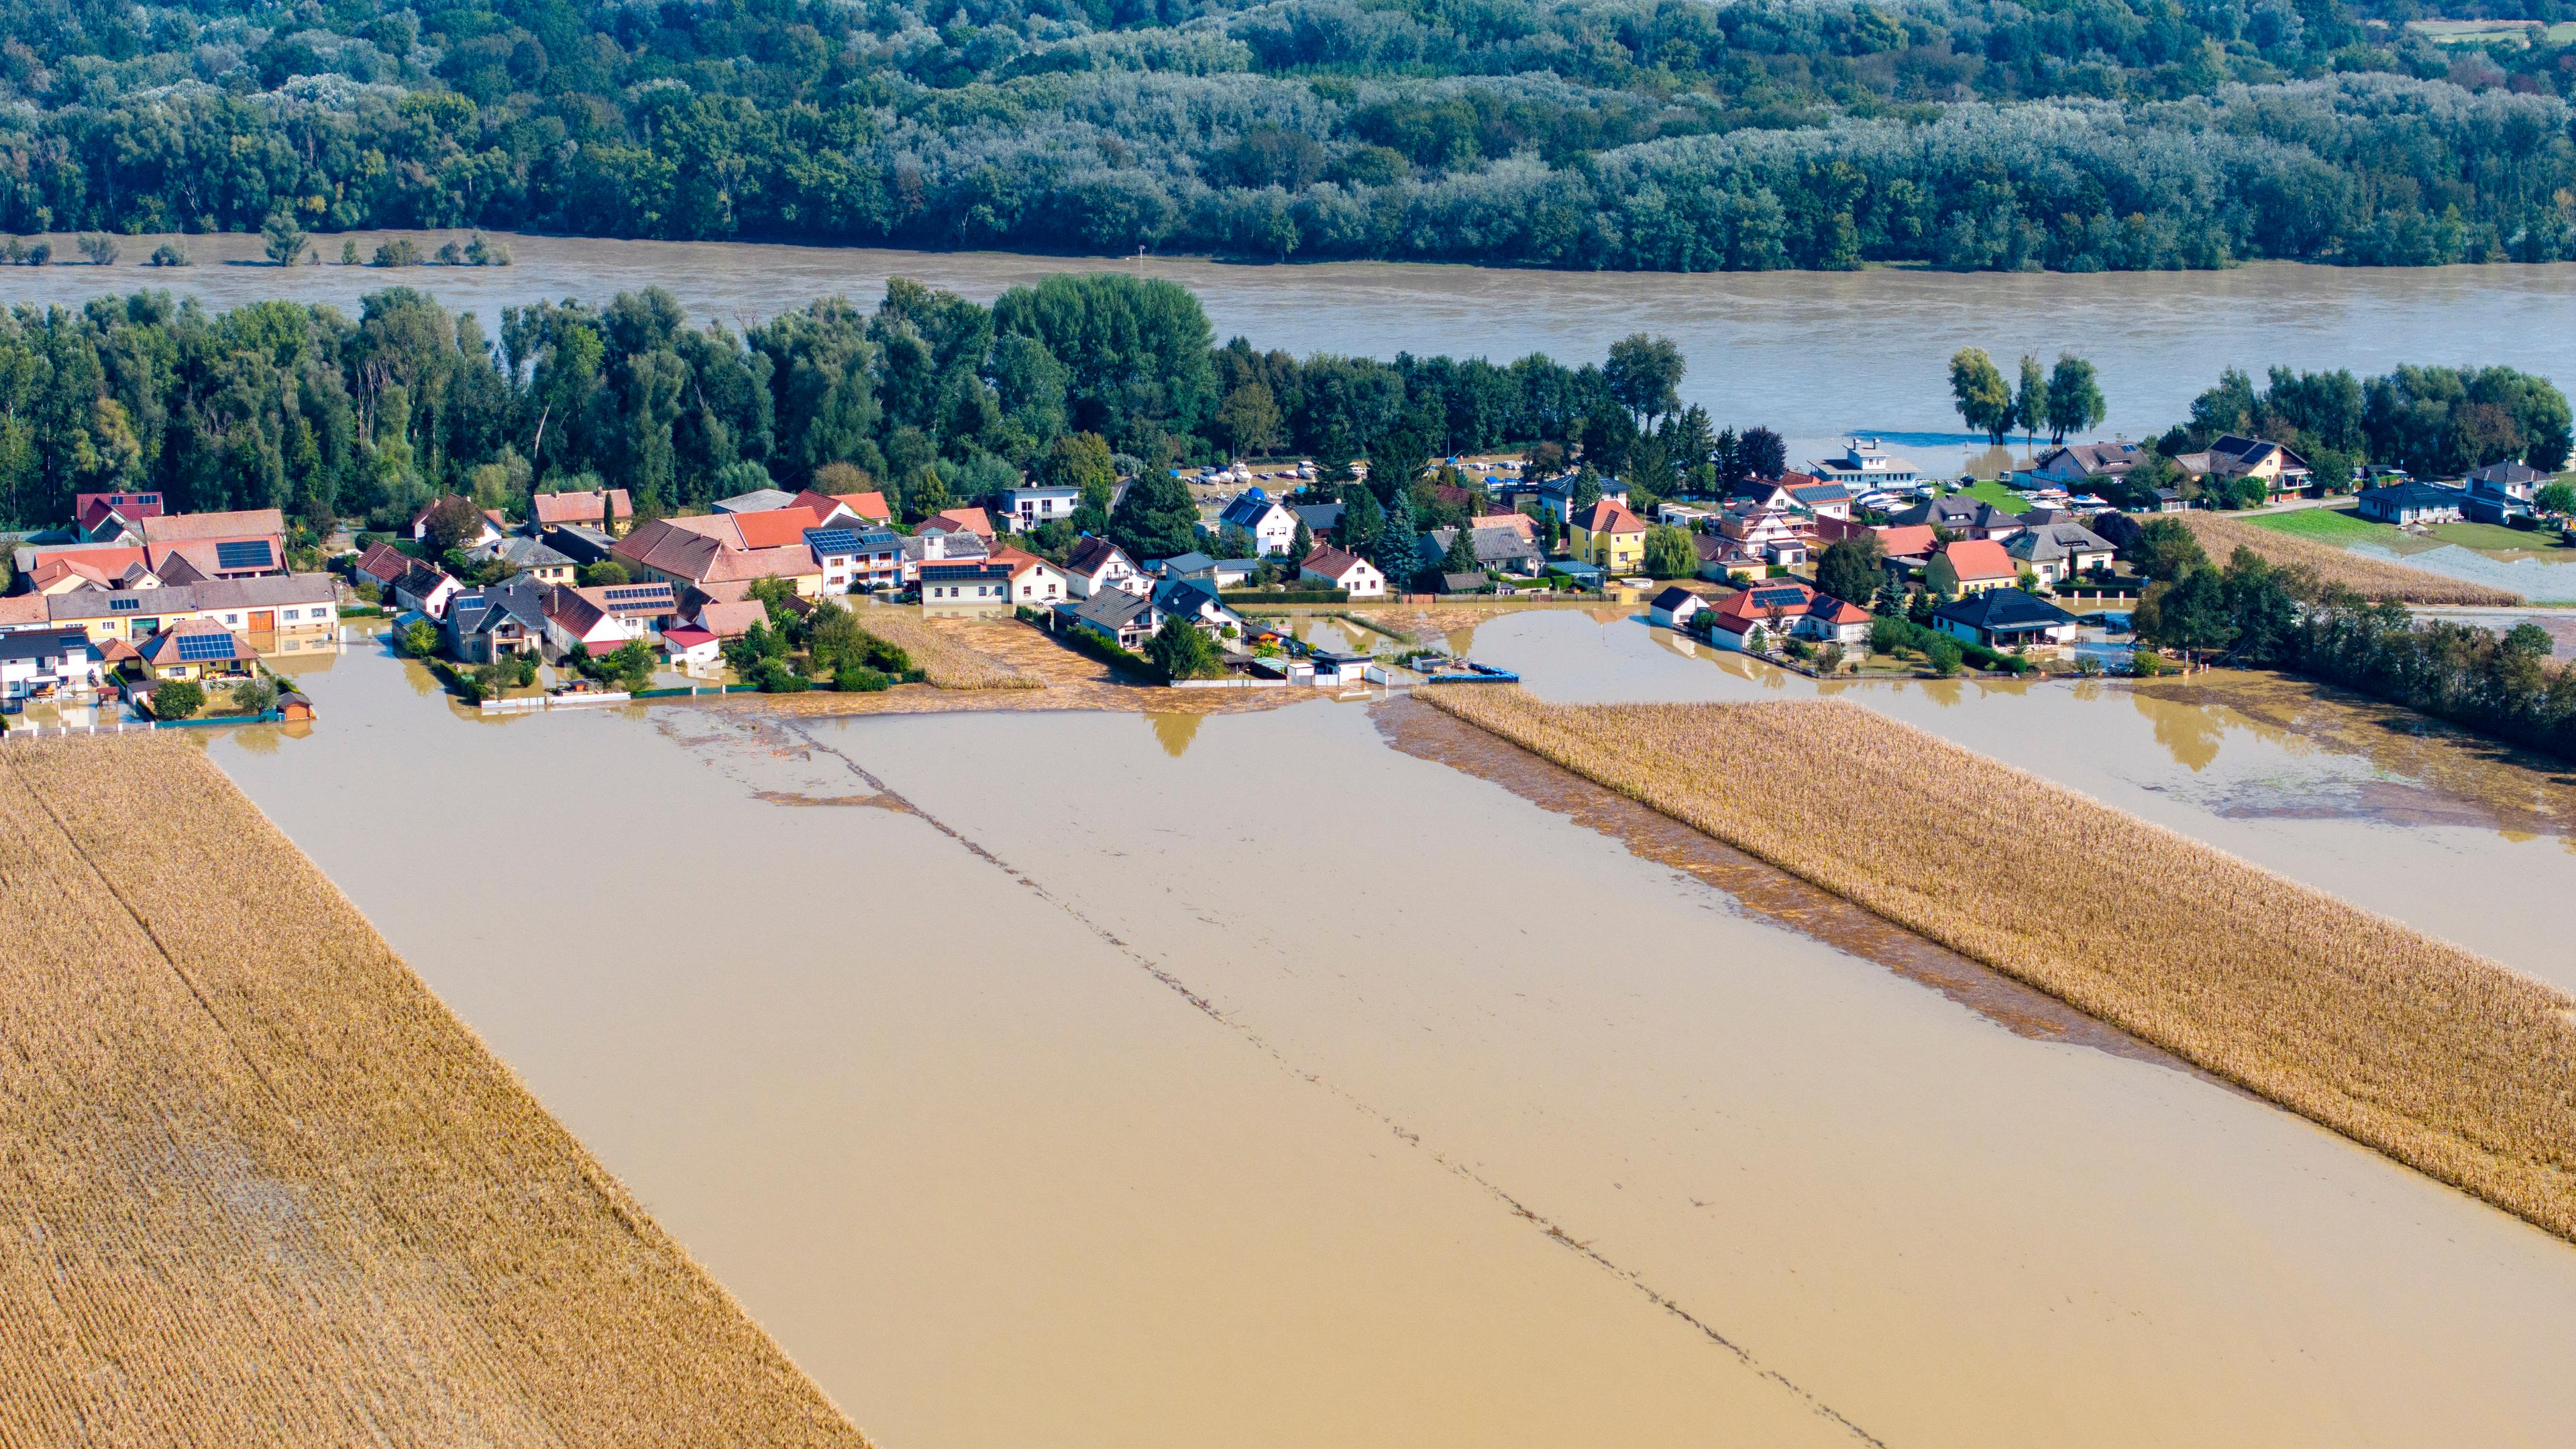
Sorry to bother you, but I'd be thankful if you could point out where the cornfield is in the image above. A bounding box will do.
[2174,511,2523,604]
[0,735,869,1448]
[1422,688,2576,1242]
[859,610,1040,690]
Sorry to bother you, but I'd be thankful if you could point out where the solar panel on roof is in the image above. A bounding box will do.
[602,585,667,602]
[109,596,140,611]
[806,528,859,553]
[214,539,272,569]
[175,633,235,661]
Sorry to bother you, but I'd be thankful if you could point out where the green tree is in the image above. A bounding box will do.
[396,620,441,657]
[2129,516,2208,582]
[1336,486,1383,555]
[2012,354,2047,447]
[1925,636,1964,676]
[1216,381,1282,458]
[1372,492,1421,590]
[2044,356,2106,443]
[1147,614,1223,680]
[1815,535,1886,603]
[1950,348,2012,445]
[1291,517,1313,562]
[76,234,117,266]
[1641,523,1696,578]
[1109,468,1201,559]
[2536,480,2576,517]
[421,496,485,554]
[262,213,309,266]
[1442,525,1479,575]
[151,680,203,718]
[1605,333,1685,428]
[1570,466,1603,514]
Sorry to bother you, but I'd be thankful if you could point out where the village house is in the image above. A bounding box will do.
[660,621,722,671]
[1927,539,2019,596]
[1152,578,1246,636]
[44,574,339,646]
[1419,524,1546,577]
[136,508,289,576]
[1784,479,1854,520]
[693,600,769,641]
[408,497,506,549]
[1701,580,1826,652]
[1298,545,1387,598]
[2018,441,2143,488]
[1290,502,1344,539]
[134,621,259,683]
[2354,480,2467,527]
[1717,502,1811,566]
[612,516,824,602]
[2004,521,2117,587]
[1155,552,1256,588]
[443,577,551,663]
[922,506,998,542]
[352,540,412,593]
[994,547,1071,605]
[2175,435,2310,498]
[1216,492,1301,555]
[2463,461,2545,524]
[1648,586,1704,629]
[465,534,578,586]
[1568,499,1648,574]
[543,581,677,659]
[1063,589,1160,650]
[1891,496,2027,541]
[919,559,1015,617]
[540,523,621,565]
[1065,537,1147,598]
[0,627,105,700]
[72,489,166,542]
[391,559,465,620]
[1806,438,1921,490]
[1002,482,1081,533]
[1933,588,2080,649]
[533,488,634,536]
[1692,533,1767,584]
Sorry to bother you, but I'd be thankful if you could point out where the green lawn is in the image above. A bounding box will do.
[2243,506,2402,546]
[2425,520,2572,553]
[1955,479,2027,511]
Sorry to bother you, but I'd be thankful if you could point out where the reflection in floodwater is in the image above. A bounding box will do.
[1148,710,1203,758]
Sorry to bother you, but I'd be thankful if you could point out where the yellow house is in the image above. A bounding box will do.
[1569,500,1648,574]
[1926,539,2018,596]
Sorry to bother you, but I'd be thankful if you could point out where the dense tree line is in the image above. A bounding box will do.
[0,272,1686,537]
[4,0,2576,270]
[2131,524,2576,760]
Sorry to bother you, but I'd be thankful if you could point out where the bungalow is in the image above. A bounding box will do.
[390,560,465,621]
[1568,499,1648,574]
[1891,496,2027,541]
[1802,594,1874,647]
[1002,482,1081,532]
[1933,588,2080,649]
[919,559,1014,617]
[1064,589,1161,651]
[533,488,634,535]
[1419,525,1546,576]
[1648,586,1704,629]
[443,576,551,663]
[1157,551,1256,588]
[694,600,769,640]
[0,628,104,700]
[135,621,258,682]
[2354,481,2466,527]
[1298,545,1387,598]
[1216,492,1301,555]
[661,621,722,671]
[2004,522,2117,586]
[465,534,577,586]
[1927,539,2019,596]
[993,546,1071,606]
[1065,536,1148,598]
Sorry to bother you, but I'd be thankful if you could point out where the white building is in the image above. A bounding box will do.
[1807,437,1921,490]
[1002,483,1081,532]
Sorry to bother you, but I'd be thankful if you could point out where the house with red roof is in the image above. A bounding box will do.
[1927,539,2019,596]
[1297,545,1386,599]
[1568,499,1647,574]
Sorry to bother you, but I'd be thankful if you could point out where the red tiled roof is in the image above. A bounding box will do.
[1874,524,1937,557]
[927,506,995,539]
[729,506,824,550]
[1574,500,1644,535]
[1939,538,2017,581]
[833,490,892,523]
[533,489,633,525]
[138,508,285,544]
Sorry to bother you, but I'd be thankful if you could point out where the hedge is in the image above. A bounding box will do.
[1059,624,1168,683]
[1221,588,1348,604]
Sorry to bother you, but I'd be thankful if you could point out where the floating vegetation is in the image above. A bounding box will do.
[1422,687,2576,1242]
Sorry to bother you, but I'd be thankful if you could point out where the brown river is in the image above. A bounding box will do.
[203,612,2576,1449]
[17,233,2576,470]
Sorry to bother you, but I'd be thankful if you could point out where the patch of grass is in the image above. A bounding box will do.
[1421,688,2576,1245]
[0,735,867,1447]
[1955,479,2027,511]
[2171,511,2522,604]
[2426,520,2570,554]
[2243,506,2400,547]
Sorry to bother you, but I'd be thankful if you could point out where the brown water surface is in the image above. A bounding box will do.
[17,234,2576,464]
[202,640,2576,1449]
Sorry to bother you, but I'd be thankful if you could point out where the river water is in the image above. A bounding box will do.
[203,621,2576,1449]
[15,232,2576,475]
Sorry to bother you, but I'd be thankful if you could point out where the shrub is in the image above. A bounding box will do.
[835,665,892,692]
[150,680,204,718]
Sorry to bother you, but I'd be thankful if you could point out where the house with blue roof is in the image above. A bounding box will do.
[1216,491,1301,555]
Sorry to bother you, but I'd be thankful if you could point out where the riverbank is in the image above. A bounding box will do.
[1419,687,2576,1243]
[0,733,864,1448]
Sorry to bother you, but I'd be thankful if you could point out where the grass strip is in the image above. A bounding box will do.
[2178,511,2523,604]
[1421,687,2576,1242]
[0,734,869,1447]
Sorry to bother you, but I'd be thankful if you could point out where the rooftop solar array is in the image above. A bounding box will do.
[805,528,859,553]
[602,585,670,602]
[175,632,237,661]
[214,539,273,569]
[109,596,141,611]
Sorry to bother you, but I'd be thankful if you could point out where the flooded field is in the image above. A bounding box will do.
[199,629,2576,1449]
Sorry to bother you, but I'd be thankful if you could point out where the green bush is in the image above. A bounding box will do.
[749,658,810,692]
[1061,625,1166,682]
[835,665,892,692]
[150,680,204,719]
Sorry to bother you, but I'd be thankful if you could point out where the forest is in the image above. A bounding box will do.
[0,272,1723,550]
[3,0,2576,270]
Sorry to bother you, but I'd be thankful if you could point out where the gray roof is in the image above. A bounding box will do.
[468,535,575,570]
[543,523,620,563]
[46,574,335,621]
[1219,494,1287,528]
[1160,551,1218,576]
[711,488,800,514]
[1420,526,1544,568]
[2006,522,2115,563]
[1290,502,1344,533]
[1074,590,1155,630]
[1934,588,2076,633]
[0,628,95,661]
[2358,481,2465,511]
[446,575,551,637]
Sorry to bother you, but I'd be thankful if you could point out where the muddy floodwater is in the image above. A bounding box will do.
[199,632,2576,1449]
[19,233,2576,469]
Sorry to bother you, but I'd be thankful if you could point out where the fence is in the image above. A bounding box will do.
[1,709,282,738]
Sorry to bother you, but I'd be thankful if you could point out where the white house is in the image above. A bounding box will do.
[1216,492,1301,555]
[660,621,723,671]
[0,628,105,700]
[994,547,1071,606]
[1065,536,1148,598]
[1002,483,1081,532]
[1807,438,1921,490]
[1298,545,1387,598]
[1648,586,1704,629]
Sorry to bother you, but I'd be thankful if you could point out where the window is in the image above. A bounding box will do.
[282,609,299,621]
